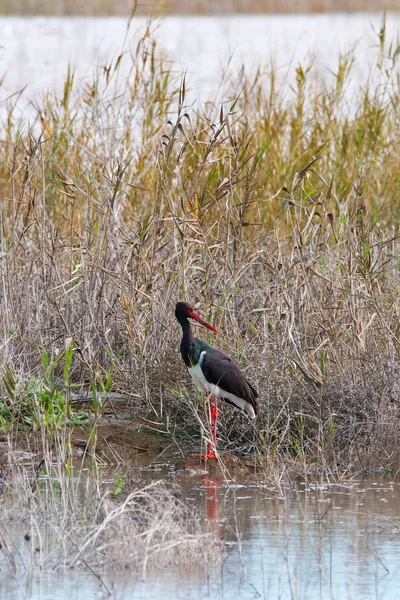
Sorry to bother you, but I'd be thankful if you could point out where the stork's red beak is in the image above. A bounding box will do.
[189,311,219,334]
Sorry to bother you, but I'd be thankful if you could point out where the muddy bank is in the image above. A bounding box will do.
[0,418,269,484]
[0,413,381,488]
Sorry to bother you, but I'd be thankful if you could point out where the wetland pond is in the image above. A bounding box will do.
[1,452,400,600]
[2,13,400,110]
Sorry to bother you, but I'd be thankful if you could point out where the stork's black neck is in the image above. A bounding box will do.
[177,315,201,367]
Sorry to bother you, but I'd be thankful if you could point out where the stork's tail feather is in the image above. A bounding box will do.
[241,379,259,418]
[223,379,259,419]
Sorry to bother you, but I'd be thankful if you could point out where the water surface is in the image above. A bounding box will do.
[1,464,400,599]
[1,13,400,108]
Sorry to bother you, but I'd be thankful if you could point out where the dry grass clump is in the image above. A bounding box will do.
[1,17,400,474]
[91,481,218,573]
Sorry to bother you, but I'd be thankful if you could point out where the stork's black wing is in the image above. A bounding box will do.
[200,348,259,416]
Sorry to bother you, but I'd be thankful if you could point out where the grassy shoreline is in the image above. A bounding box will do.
[0,0,397,16]
[1,14,400,482]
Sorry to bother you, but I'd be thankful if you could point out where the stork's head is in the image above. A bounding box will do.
[175,302,218,333]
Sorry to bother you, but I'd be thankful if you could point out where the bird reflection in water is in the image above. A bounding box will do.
[204,478,219,533]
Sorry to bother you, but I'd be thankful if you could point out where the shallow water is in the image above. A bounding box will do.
[1,13,400,110]
[1,459,400,599]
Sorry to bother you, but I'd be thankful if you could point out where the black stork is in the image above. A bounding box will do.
[175,301,259,459]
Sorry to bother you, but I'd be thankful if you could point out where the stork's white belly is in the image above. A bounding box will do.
[187,351,256,419]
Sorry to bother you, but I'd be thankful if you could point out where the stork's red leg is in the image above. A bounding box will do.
[193,395,218,461]
[211,394,218,446]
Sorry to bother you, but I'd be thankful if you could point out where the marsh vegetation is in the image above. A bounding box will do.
[1,12,400,594]
[1,15,400,472]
